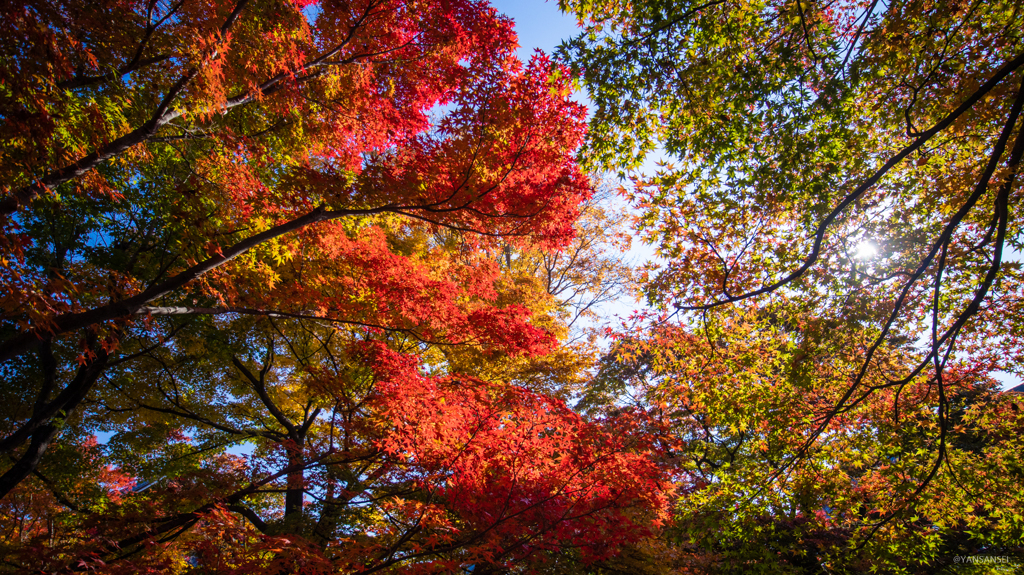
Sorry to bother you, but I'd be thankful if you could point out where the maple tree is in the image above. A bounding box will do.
[0,0,672,572]
[558,0,1024,571]
[1,316,670,572]
[581,309,1024,573]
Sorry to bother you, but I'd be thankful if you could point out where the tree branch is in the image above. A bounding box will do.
[684,50,1024,311]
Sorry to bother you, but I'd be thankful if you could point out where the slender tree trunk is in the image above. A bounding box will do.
[284,447,304,519]
[0,425,60,500]
[0,346,110,499]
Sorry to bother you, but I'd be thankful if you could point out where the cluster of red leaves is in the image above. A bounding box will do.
[364,342,672,567]
[229,224,556,355]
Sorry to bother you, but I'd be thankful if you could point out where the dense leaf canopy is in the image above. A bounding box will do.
[2,0,1024,573]
[0,0,668,572]
[559,0,1024,571]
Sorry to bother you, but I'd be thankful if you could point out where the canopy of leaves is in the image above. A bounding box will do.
[0,0,670,572]
[559,0,1024,571]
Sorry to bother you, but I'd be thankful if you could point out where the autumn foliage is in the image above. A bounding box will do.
[560,0,1024,571]
[0,0,670,572]
[5,0,1024,573]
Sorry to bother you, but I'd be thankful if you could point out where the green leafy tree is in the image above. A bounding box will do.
[559,0,1024,571]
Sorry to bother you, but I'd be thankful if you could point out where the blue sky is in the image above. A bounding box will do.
[490,0,582,61]
[489,1,597,110]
